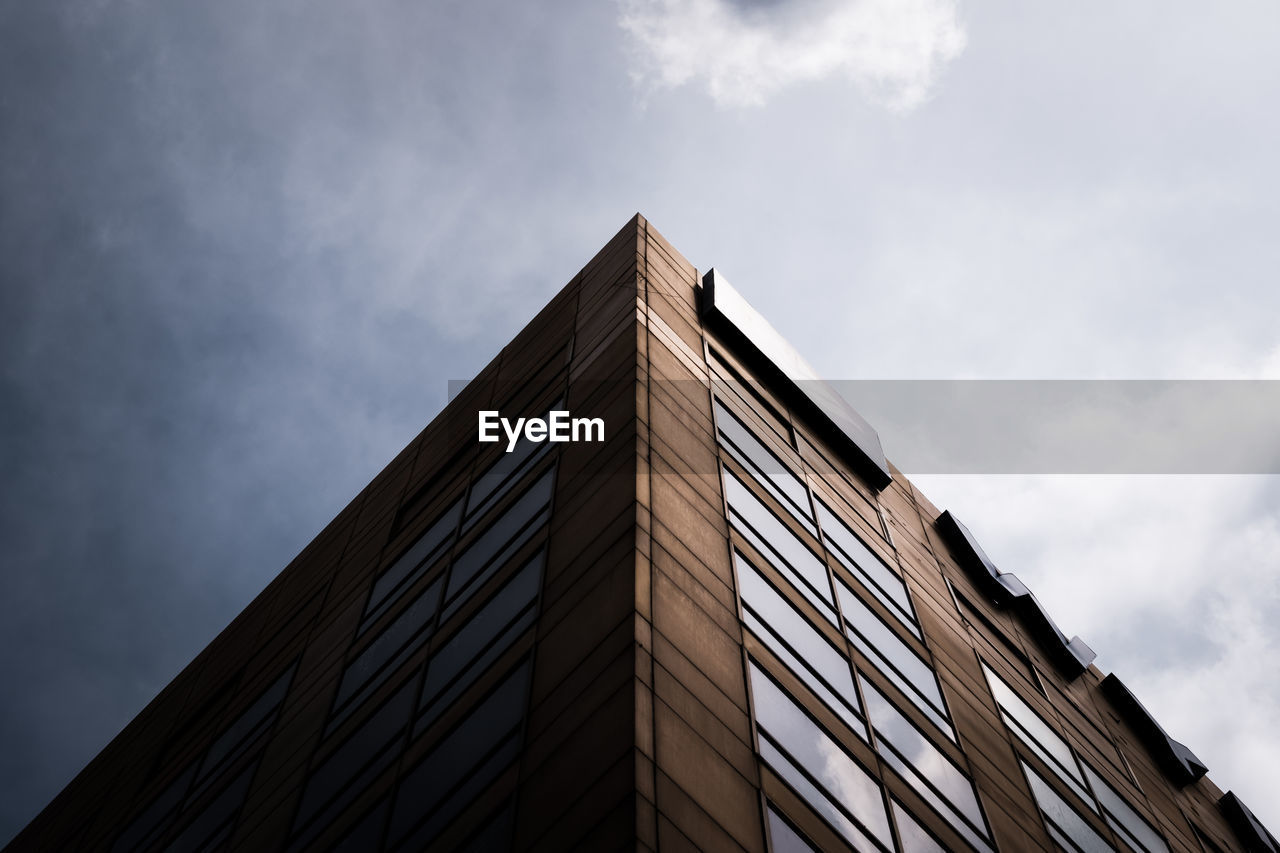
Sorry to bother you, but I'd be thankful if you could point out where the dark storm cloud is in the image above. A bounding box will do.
[0,0,592,840]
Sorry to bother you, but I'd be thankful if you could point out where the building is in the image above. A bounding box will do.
[6,215,1276,852]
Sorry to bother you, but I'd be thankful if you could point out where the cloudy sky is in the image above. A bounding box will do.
[3,0,1279,843]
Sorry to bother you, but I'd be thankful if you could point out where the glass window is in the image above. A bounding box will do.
[392,442,471,537]
[891,799,948,853]
[748,661,894,852]
[724,469,836,625]
[364,497,461,632]
[164,760,258,853]
[111,766,196,853]
[709,348,794,445]
[1022,761,1115,853]
[394,734,521,852]
[735,551,862,735]
[453,800,517,853]
[329,799,390,853]
[463,398,562,528]
[388,660,532,848]
[981,663,1093,808]
[193,663,295,793]
[113,666,294,852]
[860,678,993,853]
[1083,764,1169,853]
[816,497,917,635]
[415,551,543,734]
[443,466,554,619]
[837,583,951,739]
[796,435,891,542]
[292,679,416,837]
[766,804,819,853]
[329,578,442,731]
[715,399,814,532]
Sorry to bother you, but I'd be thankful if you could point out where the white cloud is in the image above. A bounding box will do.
[913,474,1280,829]
[618,0,966,110]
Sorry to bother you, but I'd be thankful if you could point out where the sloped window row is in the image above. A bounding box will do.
[112,663,296,853]
[984,664,1169,853]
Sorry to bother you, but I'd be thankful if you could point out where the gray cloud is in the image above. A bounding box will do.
[914,473,1280,828]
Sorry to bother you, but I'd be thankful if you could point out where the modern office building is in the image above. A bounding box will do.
[7,215,1276,852]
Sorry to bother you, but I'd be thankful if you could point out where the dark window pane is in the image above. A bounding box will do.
[748,662,893,851]
[330,799,389,853]
[1022,761,1115,853]
[111,766,195,853]
[982,663,1092,807]
[415,552,543,733]
[860,679,992,853]
[1083,764,1168,853]
[334,578,442,715]
[464,399,561,527]
[715,399,814,530]
[724,469,835,623]
[364,498,461,629]
[444,467,554,615]
[196,664,295,786]
[736,551,862,734]
[816,498,916,632]
[163,761,257,853]
[837,582,951,738]
[293,679,416,834]
[388,660,531,846]
[766,803,819,853]
[453,800,516,853]
[391,733,520,852]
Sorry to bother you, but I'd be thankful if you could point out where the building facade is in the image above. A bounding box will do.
[7,215,1276,852]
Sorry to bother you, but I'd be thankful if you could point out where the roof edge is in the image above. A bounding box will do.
[1219,791,1280,852]
[935,510,1096,679]
[699,268,892,491]
[1099,674,1209,787]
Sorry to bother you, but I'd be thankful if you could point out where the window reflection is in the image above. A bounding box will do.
[817,497,917,635]
[1022,761,1115,853]
[736,551,863,735]
[838,582,951,739]
[749,661,894,851]
[861,678,993,853]
[724,468,836,624]
[715,399,815,532]
[766,804,819,853]
[981,663,1093,807]
[891,799,947,853]
[984,664,1172,852]
[1083,765,1168,853]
